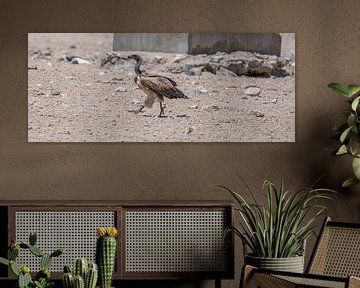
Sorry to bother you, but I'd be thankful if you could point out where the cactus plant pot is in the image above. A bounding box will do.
[245,254,305,273]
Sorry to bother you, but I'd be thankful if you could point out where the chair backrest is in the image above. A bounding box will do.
[307,217,360,277]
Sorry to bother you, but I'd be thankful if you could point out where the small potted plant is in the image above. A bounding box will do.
[219,178,334,272]
[328,83,360,187]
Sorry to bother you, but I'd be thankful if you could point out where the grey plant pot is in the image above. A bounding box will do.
[245,254,305,273]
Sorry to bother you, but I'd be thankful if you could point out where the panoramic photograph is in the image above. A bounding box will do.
[28,33,295,142]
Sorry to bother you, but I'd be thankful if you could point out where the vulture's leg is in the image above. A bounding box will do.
[159,102,165,117]
[134,105,145,114]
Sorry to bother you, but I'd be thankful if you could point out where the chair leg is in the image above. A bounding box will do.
[240,265,296,288]
[349,276,360,288]
[240,265,255,288]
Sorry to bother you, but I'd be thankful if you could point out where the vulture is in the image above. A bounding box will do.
[128,54,188,117]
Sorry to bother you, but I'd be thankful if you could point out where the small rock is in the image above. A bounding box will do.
[100,51,126,68]
[219,67,237,77]
[116,87,127,92]
[192,86,208,95]
[51,91,61,96]
[173,54,188,63]
[71,58,91,64]
[187,127,194,134]
[189,105,199,109]
[98,71,106,76]
[245,86,261,97]
[202,105,219,111]
[254,111,265,117]
[176,114,188,118]
[204,63,217,74]
[183,64,202,76]
[35,84,43,87]
[190,67,203,76]
[210,55,224,63]
[152,55,167,64]
[271,98,278,103]
[28,66,37,70]
[132,99,143,105]
[65,76,74,80]
[225,60,248,76]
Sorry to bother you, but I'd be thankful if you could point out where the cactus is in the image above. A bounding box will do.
[41,253,52,270]
[9,246,19,260]
[18,270,32,288]
[10,260,20,276]
[96,227,118,288]
[0,232,63,288]
[63,260,98,288]
[29,245,44,257]
[0,257,9,266]
[35,268,50,281]
[74,258,88,279]
[51,248,64,258]
[73,275,85,288]
[63,272,74,288]
[85,263,98,288]
[29,232,37,246]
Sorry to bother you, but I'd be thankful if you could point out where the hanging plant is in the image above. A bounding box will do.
[328,83,360,187]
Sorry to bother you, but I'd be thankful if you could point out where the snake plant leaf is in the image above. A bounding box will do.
[352,157,360,179]
[342,177,360,188]
[340,126,353,143]
[351,96,360,111]
[328,83,351,97]
[347,85,360,97]
[336,144,348,155]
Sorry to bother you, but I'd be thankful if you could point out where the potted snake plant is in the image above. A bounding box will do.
[219,178,334,273]
[328,83,360,187]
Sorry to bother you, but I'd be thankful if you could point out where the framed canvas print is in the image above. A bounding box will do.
[28,33,295,142]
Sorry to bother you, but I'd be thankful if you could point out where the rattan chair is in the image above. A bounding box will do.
[241,217,360,288]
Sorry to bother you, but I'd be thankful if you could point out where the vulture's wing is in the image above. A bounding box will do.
[140,76,187,99]
[145,73,178,86]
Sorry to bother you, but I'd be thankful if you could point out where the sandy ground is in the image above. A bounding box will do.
[28,33,295,142]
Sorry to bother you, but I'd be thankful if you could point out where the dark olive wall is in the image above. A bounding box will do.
[1,1,360,287]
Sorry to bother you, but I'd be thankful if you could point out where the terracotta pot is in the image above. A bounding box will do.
[245,254,305,273]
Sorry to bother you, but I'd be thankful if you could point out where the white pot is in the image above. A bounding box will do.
[245,254,305,273]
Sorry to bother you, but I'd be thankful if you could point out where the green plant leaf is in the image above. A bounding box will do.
[340,126,353,143]
[336,144,348,155]
[351,96,360,111]
[352,157,360,179]
[342,177,360,188]
[0,257,9,266]
[221,179,335,258]
[328,83,351,97]
[349,135,360,157]
[347,85,360,97]
[347,114,356,129]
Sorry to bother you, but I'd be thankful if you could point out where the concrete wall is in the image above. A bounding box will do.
[114,33,282,56]
[280,33,296,59]
[2,1,360,288]
[114,33,189,53]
